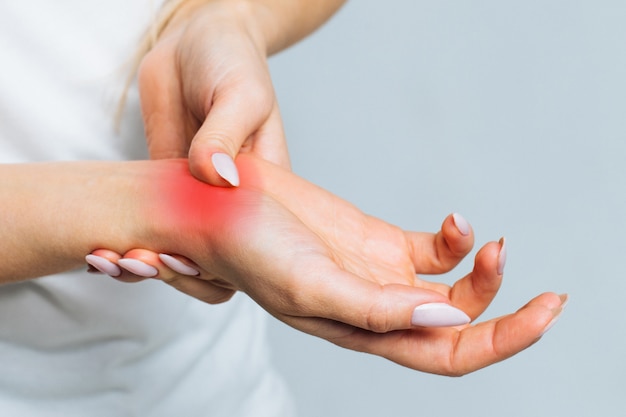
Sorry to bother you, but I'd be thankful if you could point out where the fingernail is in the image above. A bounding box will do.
[211,153,240,187]
[541,309,563,337]
[497,237,507,275]
[411,303,471,327]
[540,294,569,337]
[85,255,121,277]
[540,314,560,337]
[452,213,470,236]
[159,254,200,276]
[117,258,158,278]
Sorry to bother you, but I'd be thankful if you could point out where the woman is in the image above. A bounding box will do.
[0,1,564,415]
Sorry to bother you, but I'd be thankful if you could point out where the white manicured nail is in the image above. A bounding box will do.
[159,254,200,276]
[540,309,563,337]
[117,258,158,277]
[85,255,121,277]
[497,237,507,275]
[541,314,560,336]
[411,303,471,327]
[540,294,569,337]
[452,213,471,236]
[211,153,240,186]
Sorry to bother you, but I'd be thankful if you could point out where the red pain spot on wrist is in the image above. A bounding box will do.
[152,158,262,239]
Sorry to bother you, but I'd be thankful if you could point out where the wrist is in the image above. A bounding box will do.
[145,159,259,257]
[150,0,345,58]
[156,0,270,55]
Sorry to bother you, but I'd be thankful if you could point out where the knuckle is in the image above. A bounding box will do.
[442,366,468,378]
[365,289,394,333]
[436,359,468,377]
[441,333,473,377]
[194,132,239,157]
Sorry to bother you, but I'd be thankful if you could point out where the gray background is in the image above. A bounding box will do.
[266,1,625,416]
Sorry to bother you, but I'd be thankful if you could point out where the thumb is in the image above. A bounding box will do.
[188,95,272,187]
[188,132,242,187]
[250,262,470,335]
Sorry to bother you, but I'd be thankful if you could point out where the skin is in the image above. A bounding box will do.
[81,1,564,376]
[87,155,565,376]
[0,0,563,384]
[139,0,346,183]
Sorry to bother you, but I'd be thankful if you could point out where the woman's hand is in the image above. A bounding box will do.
[87,155,565,376]
[87,248,237,304]
[137,0,346,185]
[138,1,290,186]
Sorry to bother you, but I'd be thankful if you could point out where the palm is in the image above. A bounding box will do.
[226,156,563,374]
[97,156,564,376]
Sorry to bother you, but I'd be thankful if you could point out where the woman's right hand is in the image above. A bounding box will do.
[87,155,565,376]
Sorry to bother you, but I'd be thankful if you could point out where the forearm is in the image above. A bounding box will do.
[161,0,346,55]
[0,159,259,284]
[0,161,150,283]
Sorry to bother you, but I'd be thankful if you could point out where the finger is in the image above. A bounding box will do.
[117,249,162,279]
[320,292,565,376]
[406,213,475,275]
[248,256,463,333]
[87,249,147,283]
[446,238,506,320]
[138,51,193,160]
[118,249,200,281]
[119,249,236,304]
[158,253,200,276]
[154,254,237,305]
[116,249,198,282]
[417,238,505,319]
[444,292,566,375]
[188,86,275,186]
[86,250,122,276]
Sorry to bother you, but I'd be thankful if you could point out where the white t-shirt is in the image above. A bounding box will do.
[0,2,294,416]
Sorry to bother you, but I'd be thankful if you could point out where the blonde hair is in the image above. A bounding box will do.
[116,0,198,125]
